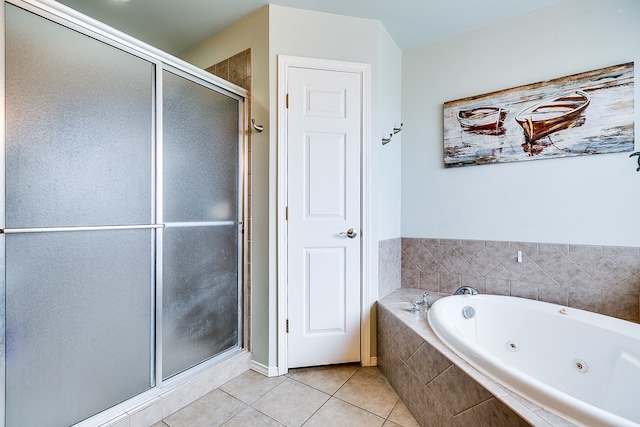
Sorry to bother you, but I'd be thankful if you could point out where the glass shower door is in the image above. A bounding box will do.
[161,70,242,379]
[4,2,245,425]
[4,4,155,426]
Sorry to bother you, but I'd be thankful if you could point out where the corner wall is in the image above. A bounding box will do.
[182,5,403,371]
[269,4,403,365]
[401,0,640,247]
[180,6,272,368]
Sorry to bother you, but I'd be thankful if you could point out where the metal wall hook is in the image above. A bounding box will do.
[382,123,403,145]
[630,151,640,172]
[251,118,264,133]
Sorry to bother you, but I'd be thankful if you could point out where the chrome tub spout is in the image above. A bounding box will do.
[454,286,478,295]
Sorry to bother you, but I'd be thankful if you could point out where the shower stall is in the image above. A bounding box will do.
[2,1,247,425]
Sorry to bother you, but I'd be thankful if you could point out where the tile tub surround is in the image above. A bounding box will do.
[377,288,578,427]
[401,238,640,322]
[379,237,402,298]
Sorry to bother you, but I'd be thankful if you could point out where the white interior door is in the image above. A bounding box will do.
[286,66,362,369]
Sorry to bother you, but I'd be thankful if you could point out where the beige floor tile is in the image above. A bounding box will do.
[221,369,287,404]
[359,366,387,380]
[164,389,246,427]
[222,407,284,426]
[251,378,330,427]
[288,363,359,394]
[334,370,399,418]
[160,364,418,427]
[387,400,419,427]
[303,397,385,427]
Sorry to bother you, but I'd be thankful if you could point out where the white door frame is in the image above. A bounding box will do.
[276,55,371,376]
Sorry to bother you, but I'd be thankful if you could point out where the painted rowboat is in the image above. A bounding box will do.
[515,90,590,142]
[457,107,507,132]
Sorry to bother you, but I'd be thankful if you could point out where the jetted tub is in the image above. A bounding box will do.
[428,294,640,427]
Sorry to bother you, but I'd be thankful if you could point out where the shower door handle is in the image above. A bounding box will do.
[339,228,358,239]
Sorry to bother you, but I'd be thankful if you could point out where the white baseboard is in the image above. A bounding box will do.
[250,360,280,377]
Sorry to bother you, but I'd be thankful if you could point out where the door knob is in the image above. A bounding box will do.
[339,228,358,239]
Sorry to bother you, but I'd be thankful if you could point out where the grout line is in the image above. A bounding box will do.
[161,364,418,427]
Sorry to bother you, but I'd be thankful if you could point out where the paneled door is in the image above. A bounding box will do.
[286,65,363,368]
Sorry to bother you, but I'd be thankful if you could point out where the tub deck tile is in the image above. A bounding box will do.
[534,407,579,427]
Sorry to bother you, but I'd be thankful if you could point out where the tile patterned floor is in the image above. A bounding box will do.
[152,363,420,427]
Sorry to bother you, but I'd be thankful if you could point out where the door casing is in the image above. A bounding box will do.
[276,55,371,375]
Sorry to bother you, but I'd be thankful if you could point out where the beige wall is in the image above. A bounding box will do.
[181,6,272,367]
[268,5,402,363]
[182,5,403,370]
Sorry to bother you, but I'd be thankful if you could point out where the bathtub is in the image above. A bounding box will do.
[428,294,640,427]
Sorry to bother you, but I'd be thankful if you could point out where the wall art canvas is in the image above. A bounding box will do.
[443,62,634,168]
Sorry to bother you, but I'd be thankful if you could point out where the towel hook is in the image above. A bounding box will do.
[251,118,264,133]
[393,123,404,134]
[631,152,640,172]
[381,133,393,145]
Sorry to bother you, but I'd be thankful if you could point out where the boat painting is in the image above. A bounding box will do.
[457,107,508,134]
[515,90,590,142]
[443,62,634,168]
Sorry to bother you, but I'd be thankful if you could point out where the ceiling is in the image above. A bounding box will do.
[54,0,562,56]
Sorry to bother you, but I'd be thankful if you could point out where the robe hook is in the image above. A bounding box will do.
[630,151,640,172]
[251,118,264,133]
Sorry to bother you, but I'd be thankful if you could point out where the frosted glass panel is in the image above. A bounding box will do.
[5,230,153,427]
[163,225,239,378]
[5,4,153,228]
[163,71,239,222]
[3,4,244,424]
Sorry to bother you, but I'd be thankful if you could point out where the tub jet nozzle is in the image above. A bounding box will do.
[462,305,476,319]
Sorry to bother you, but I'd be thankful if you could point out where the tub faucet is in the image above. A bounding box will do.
[454,286,478,295]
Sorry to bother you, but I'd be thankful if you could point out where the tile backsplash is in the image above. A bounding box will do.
[393,238,640,322]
